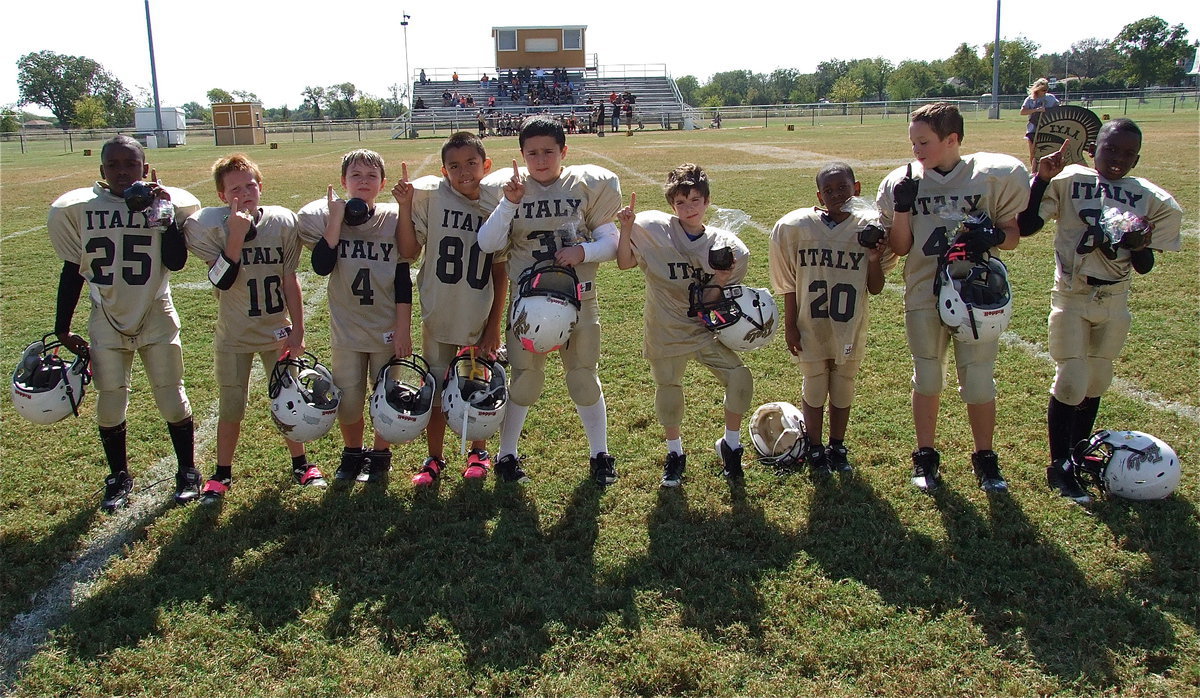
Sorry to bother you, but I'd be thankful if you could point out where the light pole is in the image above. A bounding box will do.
[144,0,165,145]
[989,0,1001,119]
[401,11,411,138]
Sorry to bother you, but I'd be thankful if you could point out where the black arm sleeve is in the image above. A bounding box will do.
[394,262,413,304]
[55,261,85,335]
[1018,176,1049,237]
[1131,248,1155,275]
[161,221,188,271]
[312,238,337,276]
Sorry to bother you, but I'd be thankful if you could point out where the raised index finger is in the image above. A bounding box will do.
[906,163,913,179]
[630,192,637,209]
[511,159,519,179]
[1057,138,1070,156]
[401,162,409,182]
[150,168,159,184]
[327,184,334,203]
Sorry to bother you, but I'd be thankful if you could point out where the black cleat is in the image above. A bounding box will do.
[590,452,618,486]
[101,472,133,512]
[335,448,368,482]
[827,444,853,473]
[358,449,392,485]
[661,452,686,488]
[173,467,203,505]
[911,447,942,493]
[715,438,744,479]
[495,454,530,483]
[971,450,1008,493]
[1047,459,1092,503]
[808,443,832,479]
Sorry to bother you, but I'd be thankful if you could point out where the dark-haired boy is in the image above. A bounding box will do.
[876,103,1029,493]
[394,132,508,484]
[297,149,412,486]
[771,163,892,475]
[49,135,202,511]
[1018,119,1182,502]
[478,116,622,486]
[183,154,324,503]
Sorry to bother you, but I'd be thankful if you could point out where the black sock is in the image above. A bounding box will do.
[167,418,195,473]
[99,422,128,476]
[1047,397,1077,462]
[1071,397,1102,448]
[214,466,233,482]
[292,454,309,469]
[830,439,845,449]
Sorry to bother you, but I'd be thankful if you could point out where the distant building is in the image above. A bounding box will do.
[492,25,587,71]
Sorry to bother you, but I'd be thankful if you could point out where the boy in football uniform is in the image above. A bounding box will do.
[770,163,892,476]
[615,164,753,487]
[297,149,413,486]
[876,103,1028,493]
[393,132,508,485]
[478,116,622,486]
[1018,120,1182,502]
[49,135,202,511]
[183,154,325,503]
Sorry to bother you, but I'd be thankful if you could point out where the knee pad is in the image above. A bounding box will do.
[218,384,250,422]
[1051,358,1089,406]
[565,366,601,407]
[508,365,546,407]
[802,371,830,409]
[911,357,946,397]
[336,377,367,424]
[828,371,857,410]
[654,383,685,428]
[152,385,192,424]
[723,365,754,416]
[957,361,997,405]
[96,388,130,428]
[1085,356,1115,398]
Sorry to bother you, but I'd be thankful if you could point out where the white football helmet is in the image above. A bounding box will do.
[442,348,508,442]
[10,333,91,424]
[510,261,581,354]
[689,284,778,351]
[935,248,1012,343]
[370,354,437,444]
[268,352,341,443]
[1071,430,1181,500]
[749,402,808,471]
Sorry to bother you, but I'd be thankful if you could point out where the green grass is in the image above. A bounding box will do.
[1,110,1197,696]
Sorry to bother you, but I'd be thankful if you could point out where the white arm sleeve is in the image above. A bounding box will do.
[579,222,618,263]
[478,197,519,253]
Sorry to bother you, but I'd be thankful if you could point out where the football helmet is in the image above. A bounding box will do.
[688,284,778,351]
[268,351,341,443]
[442,347,507,443]
[370,354,437,444]
[749,402,808,471]
[510,261,582,354]
[934,246,1012,343]
[1071,430,1181,500]
[11,333,91,424]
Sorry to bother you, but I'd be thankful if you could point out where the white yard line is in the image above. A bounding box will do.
[0,225,45,242]
[0,273,327,686]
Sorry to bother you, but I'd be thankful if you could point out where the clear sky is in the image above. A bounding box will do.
[3,0,1194,116]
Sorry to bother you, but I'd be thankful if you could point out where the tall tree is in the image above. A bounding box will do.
[71,96,107,129]
[675,75,699,105]
[1066,38,1120,79]
[206,88,234,104]
[1114,16,1191,87]
[847,58,894,101]
[301,86,327,119]
[983,37,1041,93]
[16,51,131,129]
[945,43,987,91]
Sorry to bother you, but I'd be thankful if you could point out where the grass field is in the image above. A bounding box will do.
[1,110,1197,696]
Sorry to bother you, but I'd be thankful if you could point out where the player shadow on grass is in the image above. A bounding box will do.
[0,506,96,627]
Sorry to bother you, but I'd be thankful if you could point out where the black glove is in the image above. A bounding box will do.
[858,224,885,248]
[708,246,734,271]
[962,224,1005,255]
[893,163,919,213]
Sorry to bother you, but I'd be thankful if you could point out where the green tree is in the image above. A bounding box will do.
[16,50,130,129]
[231,89,260,103]
[207,88,234,104]
[1,109,19,133]
[355,96,382,119]
[675,75,699,105]
[847,58,894,101]
[814,59,850,98]
[1065,38,1120,79]
[828,75,865,103]
[887,60,941,101]
[301,86,327,119]
[71,96,107,129]
[181,101,211,123]
[1114,16,1191,87]
[983,37,1041,93]
[788,74,819,104]
[945,43,988,91]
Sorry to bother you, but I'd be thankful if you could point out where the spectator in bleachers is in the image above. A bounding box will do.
[442,89,453,107]
[419,69,428,84]
[414,97,427,110]
[452,71,459,82]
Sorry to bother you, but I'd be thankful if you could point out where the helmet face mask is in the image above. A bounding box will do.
[370,354,437,444]
[935,250,1012,343]
[688,283,778,351]
[269,352,341,443]
[11,333,91,424]
[442,348,507,442]
[511,261,581,354]
[749,402,808,472]
[1072,430,1181,500]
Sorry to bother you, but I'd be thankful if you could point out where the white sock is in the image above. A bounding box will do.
[666,438,683,455]
[576,394,608,457]
[724,428,741,449]
[498,402,530,460]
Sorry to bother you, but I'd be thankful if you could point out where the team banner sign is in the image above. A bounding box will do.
[1034,105,1103,166]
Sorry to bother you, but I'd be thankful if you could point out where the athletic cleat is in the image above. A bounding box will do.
[293,464,327,488]
[174,466,203,505]
[335,449,369,482]
[971,450,1008,492]
[200,477,231,505]
[911,447,942,493]
[495,454,530,483]
[463,449,492,480]
[827,444,853,473]
[808,444,832,478]
[589,452,618,486]
[715,438,744,479]
[661,452,686,488]
[358,449,392,484]
[101,472,133,512]
[412,456,445,487]
[1047,459,1092,504]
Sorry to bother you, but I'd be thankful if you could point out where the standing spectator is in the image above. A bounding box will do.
[419,69,427,84]
[1020,78,1059,171]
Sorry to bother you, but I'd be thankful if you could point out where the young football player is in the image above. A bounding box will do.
[297,149,413,486]
[1018,120,1182,502]
[770,163,892,476]
[876,102,1029,493]
[615,164,753,487]
[393,131,508,485]
[477,115,622,486]
[183,154,325,503]
[49,135,202,511]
